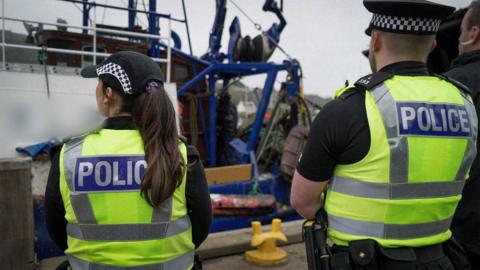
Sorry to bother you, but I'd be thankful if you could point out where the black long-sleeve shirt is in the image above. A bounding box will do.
[445,50,480,255]
[45,116,212,251]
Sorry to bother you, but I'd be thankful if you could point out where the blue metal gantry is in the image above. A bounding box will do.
[176,0,299,167]
[177,60,301,167]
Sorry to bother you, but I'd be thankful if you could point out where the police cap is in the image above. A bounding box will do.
[81,51,163,96]
[364,0,455,36]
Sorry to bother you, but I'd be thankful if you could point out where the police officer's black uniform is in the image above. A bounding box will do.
[298,1,473,269]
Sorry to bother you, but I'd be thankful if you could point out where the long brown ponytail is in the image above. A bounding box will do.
[130,84,185,209]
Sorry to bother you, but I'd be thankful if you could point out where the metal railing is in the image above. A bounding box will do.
[0,0,172,83]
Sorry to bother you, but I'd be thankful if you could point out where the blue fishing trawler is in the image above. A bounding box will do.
[1,0,313,261]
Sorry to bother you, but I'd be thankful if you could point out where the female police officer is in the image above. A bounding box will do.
[45,51,211,269]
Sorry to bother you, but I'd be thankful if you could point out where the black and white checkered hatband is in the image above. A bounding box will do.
[371,13,441,34]
[96,62,133,95]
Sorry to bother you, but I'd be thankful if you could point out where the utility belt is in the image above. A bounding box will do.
[302,210,470,270]
[329,240,444,270]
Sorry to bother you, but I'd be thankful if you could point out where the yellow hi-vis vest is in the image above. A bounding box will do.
[59,128,194,269]
[325,74,478,248]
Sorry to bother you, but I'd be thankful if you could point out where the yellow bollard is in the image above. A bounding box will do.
[245,218,288,266]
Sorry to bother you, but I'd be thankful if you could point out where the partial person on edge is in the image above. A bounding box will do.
[291,0,477,269]
[44,51,212,269]
[446,1,480,268]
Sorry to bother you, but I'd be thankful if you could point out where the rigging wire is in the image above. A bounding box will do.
[228,0,293,60]
[134,0,148,29]
[228,0,262,31]
[141,0,149,29]
[133,0,137,26]
[101,0,108,24]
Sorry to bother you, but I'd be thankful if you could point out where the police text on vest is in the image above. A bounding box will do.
[74,156,146,192]
[397,102,471,137]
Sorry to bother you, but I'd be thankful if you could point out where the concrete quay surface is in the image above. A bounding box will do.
[39,220,307,270]
[40,243,308,270]
[203,242,308,270]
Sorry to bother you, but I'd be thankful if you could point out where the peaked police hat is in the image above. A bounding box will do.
[364,0,456,36]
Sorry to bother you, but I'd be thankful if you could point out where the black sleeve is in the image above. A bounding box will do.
[296,88,370,181]
[45,146,68,251]
[445,67,480,109]
[185,146,212,248]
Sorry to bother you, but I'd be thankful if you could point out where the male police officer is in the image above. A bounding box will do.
[291,0,477,269]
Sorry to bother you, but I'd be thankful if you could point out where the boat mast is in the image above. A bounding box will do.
[82,0,89,34]
[147,0,160,57]
[128,0,136,30]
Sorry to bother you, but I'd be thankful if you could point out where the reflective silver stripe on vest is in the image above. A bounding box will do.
[70,193,97,224]
[67,249,194,270]
[64,138,98,224]
[63,136,190,243]
[151,198,172,222]
[67,215,191,241]
[328,83,471,240]
[64,138,84,191]
[370,84,409,183]
[331,176,465,199]
[456,94,478,181]
[328,214,452,239]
